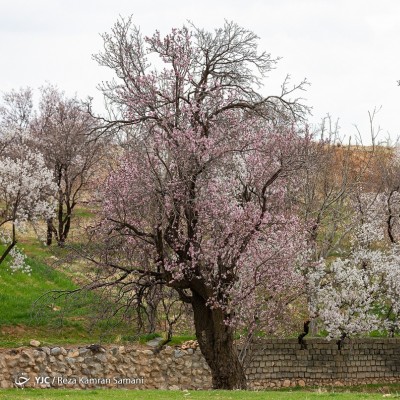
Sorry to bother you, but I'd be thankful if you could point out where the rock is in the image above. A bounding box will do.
[298,379,306,387]
[283,379,291,387]
[162,346,173,355]
[5,357,18,368]
[169,385,180,390]
[334,381,344,386]
[30,340,41,347]
[0,380,10,388]
[146,337,164,347]
[87,344,105,353]
[67,350,79,358]
[50,347,61,356]
[111,347,119,356]
[79,348,90,356]
[174,349,185,358]
[181,340,199,349]
[42,347,51,355]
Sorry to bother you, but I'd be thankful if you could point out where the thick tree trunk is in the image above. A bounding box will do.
[191,291,247,389]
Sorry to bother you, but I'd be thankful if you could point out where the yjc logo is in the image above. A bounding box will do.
[35,376,51,385]
[14,376,30,388]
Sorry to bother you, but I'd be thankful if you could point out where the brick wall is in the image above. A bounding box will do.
[247,338,400,388]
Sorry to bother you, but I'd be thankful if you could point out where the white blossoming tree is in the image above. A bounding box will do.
[306,188,400,346]
[0,146,56,272]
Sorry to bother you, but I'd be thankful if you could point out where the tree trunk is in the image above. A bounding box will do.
[46,218,53,246]
[147,302,157,334]
[57,197,65,247]
[191,291,247,389]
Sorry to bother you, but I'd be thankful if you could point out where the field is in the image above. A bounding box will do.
[0,388,399,400]
[0,211,131,347]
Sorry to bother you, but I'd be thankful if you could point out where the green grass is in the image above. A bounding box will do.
[0,240,168,348]
[0,256,75,325]
[0,388,399,400]
[168,334,197,345]
[0,243,137,347]
[0,252,90,347]
[137,332,162,344]
[72,207,96,219]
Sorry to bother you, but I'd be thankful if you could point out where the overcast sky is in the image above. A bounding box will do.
[1,0,399,143]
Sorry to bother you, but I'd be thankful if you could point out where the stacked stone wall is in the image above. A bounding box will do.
[1,338,400,389]
[0,345,211,389]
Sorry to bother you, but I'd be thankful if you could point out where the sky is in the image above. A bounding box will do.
[1,0,399,143]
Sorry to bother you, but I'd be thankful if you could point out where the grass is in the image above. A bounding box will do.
[137,332,162,344]
[0,232,187,348]
[0,256,75,324]
[0,388,399,400]
[71,206,96,219]
[0,232,139,347]
[0,252,91,347]
[168,334,197,345]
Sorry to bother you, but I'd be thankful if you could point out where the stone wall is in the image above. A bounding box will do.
[0,345,211,389]
[248,338,400,388]
[1,338,400,389]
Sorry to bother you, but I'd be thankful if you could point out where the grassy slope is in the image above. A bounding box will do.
[0,250,91,347]
[0,257,74,324]
[0,211,193,347]
[0,210,117,347]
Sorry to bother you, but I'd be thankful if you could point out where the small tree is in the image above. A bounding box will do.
[0,88,56,271]
[89,18,310,389]
[0,146,56,272]
[31,85,105,246]
[306,191,400,344]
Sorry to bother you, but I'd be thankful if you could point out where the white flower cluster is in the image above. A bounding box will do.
[8,247,29,274]
[351,193,386,246]
[303,190,400,340]
[307,245,400,339]
[0,149,56,222]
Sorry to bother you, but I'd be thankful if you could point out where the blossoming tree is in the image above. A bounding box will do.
[30,85,105,247]
[306,182,400,346]
[0,146,56,272]
[91,18,310,389]
[0,89,56,272]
